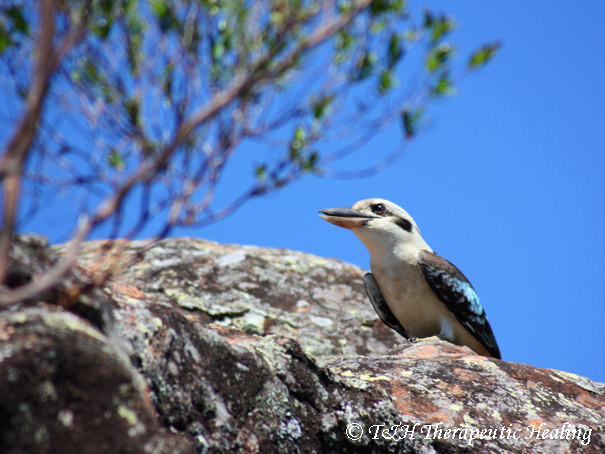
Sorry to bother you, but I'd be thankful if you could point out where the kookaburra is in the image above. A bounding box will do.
[319,198,501,359]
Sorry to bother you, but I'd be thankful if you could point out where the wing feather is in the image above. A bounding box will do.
[416,250,501,359]
[363,273,410,339]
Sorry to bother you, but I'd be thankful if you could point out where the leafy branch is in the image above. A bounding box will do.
[0,0,499,305]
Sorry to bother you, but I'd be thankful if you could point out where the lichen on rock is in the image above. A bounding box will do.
[1,236,603,453]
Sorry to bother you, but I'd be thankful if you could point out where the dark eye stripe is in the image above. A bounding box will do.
[394,216,412,232]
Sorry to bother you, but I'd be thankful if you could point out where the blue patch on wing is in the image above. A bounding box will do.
[424,264,486,324]
[451,276,485,324]
[416,250,501,359]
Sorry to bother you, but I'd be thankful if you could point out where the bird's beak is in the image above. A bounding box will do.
[318,207,378,229]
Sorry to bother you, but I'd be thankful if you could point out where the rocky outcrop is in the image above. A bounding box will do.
[1,236,604,453]
[0,236,193,454]
[68,237,402,360]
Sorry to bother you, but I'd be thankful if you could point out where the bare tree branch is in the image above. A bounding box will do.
[0,0,371,305]
[0,0,498,307]
[0,0,89,283]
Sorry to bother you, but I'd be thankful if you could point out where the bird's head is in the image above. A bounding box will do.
[319,198,427,254]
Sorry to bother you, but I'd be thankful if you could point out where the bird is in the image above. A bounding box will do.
[319,198,501,359]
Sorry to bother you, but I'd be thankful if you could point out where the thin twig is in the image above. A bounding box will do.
[0,0,372,306]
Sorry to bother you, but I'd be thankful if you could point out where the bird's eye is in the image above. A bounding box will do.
[371,203,386,215]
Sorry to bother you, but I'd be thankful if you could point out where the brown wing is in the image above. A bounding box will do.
[416,250,501,359]
[363,273,410,339]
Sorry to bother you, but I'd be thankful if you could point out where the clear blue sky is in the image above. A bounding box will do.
[197,0,605,382]
[12,2,605,382]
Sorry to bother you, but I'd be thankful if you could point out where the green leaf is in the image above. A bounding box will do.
[151,0,168,18]
[295,126,306,142]
[431,15,454,42]
[336,28,354,51]
[370,0,405,16]
[371,18,387,33]
[124,97,141,127]
[93,20,112,39]
[337,0,352,13]
[255,164,267,180]
[403,28,418,42]
[431,73,455,97]
[388,33,404,68]
[6,6,28,34]
[334,28,356,63]
[469,42,502,69]
[312,94,334,120]
[72,59,103,86]
[354,51,377,80]
[289,126,308,160]
[91,0,114,39]
[401,106,424,138]
[378,70,398,94]
[303,151,319,171]
[212,41,225,60]
[151,0,178,32]
[0,24,12,55]
[423,9,434,28]
[108,149,125,171]
[160,62,174,99]
[125,8,144,73]
[426,42,452,73]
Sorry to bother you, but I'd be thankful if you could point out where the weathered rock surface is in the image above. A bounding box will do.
[1,236,604,453]
[68,237,402,360]
[0,236,193,454]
